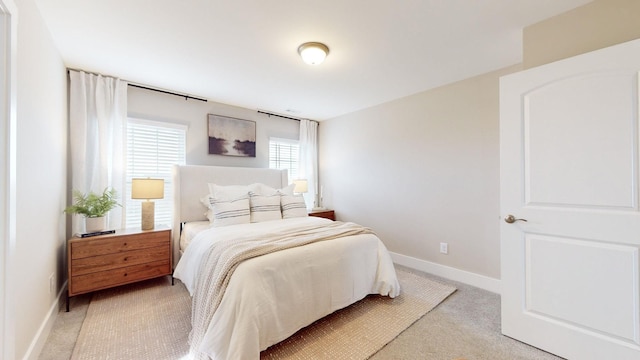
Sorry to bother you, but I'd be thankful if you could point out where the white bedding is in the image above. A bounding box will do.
[179,221,211,252]
[174,216,400,360]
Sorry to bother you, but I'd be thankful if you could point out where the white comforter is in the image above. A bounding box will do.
[174,216,400,360]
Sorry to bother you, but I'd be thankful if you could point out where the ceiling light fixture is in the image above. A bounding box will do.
[298,42,330,65]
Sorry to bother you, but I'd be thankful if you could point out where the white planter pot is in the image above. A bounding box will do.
[85,216,107,233]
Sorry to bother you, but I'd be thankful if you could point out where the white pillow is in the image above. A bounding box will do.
[201,184,250,223]
[206,183,294,198]
[281,195,308,219]
[204,195,250,227]
[248,183,295,197]
[278,183,296,196]
[200,195,217,224]
[207,183,250,201]
[249,193,282,223]
[205,209,215,223]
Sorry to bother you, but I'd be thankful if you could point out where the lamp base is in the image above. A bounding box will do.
[141,201,155,230]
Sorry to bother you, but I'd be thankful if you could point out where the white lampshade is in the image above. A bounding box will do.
[131,178,164,200]
[293,179,308,193]
[298,42,329,65]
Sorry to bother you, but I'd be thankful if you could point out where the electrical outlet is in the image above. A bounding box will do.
[439,242,448,255]
[49,273,55,294]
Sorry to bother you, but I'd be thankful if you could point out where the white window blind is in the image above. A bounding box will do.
[269,137,299,181]
[126,119,186,228]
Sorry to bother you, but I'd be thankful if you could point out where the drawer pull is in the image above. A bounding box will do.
[123,242,127,246]
[124,273,127,277]
[123,257,128,261]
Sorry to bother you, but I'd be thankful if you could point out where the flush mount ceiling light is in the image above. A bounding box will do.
[298,42,330,65]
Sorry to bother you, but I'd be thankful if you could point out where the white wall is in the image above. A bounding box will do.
[128,86,299,167]
[13,0,67,358]
[320,65,519,283]
[0,1,17,358]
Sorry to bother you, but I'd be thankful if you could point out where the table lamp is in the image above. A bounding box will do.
[292,179,308,194]
[131,178,164,230]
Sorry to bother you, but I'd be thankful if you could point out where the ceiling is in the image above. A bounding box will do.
[35,0,592,120]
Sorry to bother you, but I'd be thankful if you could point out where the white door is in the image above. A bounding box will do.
[500,39,640,360]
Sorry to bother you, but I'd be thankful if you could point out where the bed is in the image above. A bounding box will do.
[171,165,400,360]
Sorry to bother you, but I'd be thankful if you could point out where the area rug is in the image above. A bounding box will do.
[70,276,191,360]
[71,268,456,360]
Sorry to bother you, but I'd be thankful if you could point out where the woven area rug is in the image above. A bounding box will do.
[71,269,456,360]
[71,276,191,360]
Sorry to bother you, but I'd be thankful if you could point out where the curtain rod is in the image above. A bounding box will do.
[257,110,318,123]
[67,68,208,102]
[127,83,207,102]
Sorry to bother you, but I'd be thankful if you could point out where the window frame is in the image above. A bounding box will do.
[125,117,187,229]
[269,137,300,181]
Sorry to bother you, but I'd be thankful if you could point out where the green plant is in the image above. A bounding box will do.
[64,188,121,218]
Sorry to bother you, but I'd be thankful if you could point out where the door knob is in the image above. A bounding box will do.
[504,214,527,224]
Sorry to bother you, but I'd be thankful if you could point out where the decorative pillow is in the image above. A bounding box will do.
[281,195,308,219]
[207,183,294,199]
[248,183,295,197]
[244,183,269,196]
[205,209,215,223]
[200,196,216,224]
[207,183,250,201]
[249,193,282,223]
[203,195,250,227]
[278,183,296,196]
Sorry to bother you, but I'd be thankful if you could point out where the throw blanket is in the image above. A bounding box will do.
[189,220,374,359]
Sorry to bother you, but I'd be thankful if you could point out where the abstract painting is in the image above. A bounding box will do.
[207,114,256,157]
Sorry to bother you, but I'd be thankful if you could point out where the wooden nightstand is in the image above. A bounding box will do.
[308,209,335,221]
[67,226,171,311]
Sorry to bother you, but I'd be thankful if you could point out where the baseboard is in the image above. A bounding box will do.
[22,280,67,360]
[390,252,501,294]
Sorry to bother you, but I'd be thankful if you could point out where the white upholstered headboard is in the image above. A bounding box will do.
[171,164,288,266]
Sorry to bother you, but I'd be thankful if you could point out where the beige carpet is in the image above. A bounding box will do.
[71,269,456,360]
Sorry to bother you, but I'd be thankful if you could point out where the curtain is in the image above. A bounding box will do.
[69,70,127,234]
[298,119,318,209]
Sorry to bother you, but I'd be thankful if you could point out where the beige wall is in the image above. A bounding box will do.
[524,0,640,68]
[320,65,519,280]
[128,86,299,168]
[14,0,67,358]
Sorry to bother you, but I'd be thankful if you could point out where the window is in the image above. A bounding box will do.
[126,118,186,228]
[269,137,299,181]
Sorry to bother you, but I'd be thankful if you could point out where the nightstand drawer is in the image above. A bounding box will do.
[71,245,170,276]
[70,260,171,295]
[71,231,169,259]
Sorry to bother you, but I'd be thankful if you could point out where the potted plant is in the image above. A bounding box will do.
[65,188,121,232]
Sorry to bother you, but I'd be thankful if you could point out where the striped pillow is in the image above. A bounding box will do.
[205,195,250,227]
[249,193,282,223]
[281,195,308,219]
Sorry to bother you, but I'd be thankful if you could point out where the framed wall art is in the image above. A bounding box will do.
[207,114,256,157]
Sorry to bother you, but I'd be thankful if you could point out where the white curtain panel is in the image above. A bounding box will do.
[69,70,127,234]
[298,119,318,209]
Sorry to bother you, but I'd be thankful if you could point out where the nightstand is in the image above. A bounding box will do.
[66,226,171,311]
[308,209,335,221]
